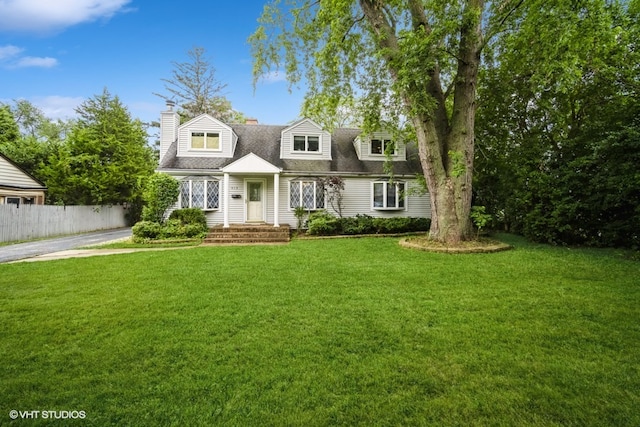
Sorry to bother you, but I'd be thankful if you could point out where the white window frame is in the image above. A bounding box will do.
[179,179,220,211]
[370,139,397,156]
[371,181,406,210]
[292,134,321,153]
[289,180,325,210]
[190,131,221,151]
[5,197,20,205]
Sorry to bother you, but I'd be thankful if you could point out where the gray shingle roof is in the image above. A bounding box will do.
[159,124,422,176]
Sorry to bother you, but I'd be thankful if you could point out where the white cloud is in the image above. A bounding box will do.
[0,44,58,68]
[0,0,133,33]
[15,56,58,68]
[32,96,84,120]
[260,71,287,84]
[0,44,23,59]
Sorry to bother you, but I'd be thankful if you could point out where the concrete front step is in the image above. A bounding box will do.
[204,224,290,244]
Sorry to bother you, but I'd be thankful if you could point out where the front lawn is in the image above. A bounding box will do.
[1,235,638,425]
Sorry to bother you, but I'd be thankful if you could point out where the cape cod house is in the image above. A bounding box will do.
[157,101,431,232]
[0,152,46,206]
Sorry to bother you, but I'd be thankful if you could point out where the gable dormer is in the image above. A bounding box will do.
[353,131,407,161]
[177,114,238,158]
[280,118,332,160]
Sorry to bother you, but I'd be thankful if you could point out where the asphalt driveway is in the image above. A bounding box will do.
[0,228,132,264]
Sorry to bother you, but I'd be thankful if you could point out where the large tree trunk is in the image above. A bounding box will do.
[414,116,474,243]
[360,0,483,243]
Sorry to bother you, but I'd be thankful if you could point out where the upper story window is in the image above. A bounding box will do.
[372,181,406,210]
[191,132,220,150]
[371,139,396,155]
[293,135,320,152]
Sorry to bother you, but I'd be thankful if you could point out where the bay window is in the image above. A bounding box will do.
[180,178,220,210]
[290,180,324,210]
[372,181,406,210]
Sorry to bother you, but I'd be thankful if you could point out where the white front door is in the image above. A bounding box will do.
[246,180,265,222]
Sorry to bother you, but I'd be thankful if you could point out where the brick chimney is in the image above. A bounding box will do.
[245,118,259,125]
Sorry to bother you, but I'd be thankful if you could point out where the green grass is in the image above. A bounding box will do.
[1,235,638,426]
[86,238,202,249]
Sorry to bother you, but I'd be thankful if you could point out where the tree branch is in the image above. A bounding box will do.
[483,0,525,48]
[342,14,366,43]
[407,0,430,34]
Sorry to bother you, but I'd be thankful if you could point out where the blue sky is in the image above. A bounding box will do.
[0,0,306,126]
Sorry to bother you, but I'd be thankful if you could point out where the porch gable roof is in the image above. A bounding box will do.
[222,152,281,174]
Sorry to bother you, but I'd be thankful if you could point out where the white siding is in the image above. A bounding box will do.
[159,109,179,162]
[177,115,236,158]
[280,176,430,228]
[166,173,430,228]
[280,119,332,160]
[0,156,42,187]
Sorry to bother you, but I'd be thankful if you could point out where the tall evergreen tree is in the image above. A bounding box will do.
[43,89,155,206]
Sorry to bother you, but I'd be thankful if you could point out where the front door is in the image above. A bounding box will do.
[246,180,265,222]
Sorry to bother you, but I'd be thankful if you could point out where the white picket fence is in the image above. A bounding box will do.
[0,204,128,243]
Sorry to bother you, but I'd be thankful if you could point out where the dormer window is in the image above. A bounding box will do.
[191,132,220,150]
[293,135,320,152]
[371,139,396,155]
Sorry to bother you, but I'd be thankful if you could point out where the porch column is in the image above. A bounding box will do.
[273,173,280,227]
[223,172,230,228]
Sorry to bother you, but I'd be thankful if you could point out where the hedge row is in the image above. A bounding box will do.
[132,208,208,241]
[306,212,430,236]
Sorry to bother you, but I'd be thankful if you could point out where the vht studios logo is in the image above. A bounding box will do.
[9,410,86,420]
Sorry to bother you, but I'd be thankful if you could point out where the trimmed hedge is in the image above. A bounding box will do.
[306,211,430,236]
[133,208,208,242]
[169,208,208,228]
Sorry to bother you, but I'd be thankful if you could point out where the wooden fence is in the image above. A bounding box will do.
[0,204,128,243]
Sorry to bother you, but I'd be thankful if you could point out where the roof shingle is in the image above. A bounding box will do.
[159,124,422,176]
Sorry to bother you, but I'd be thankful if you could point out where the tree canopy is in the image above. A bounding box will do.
[474,0,639,248]
[42,89,156,207]
[251,0,534,243]
[251,0,638,246]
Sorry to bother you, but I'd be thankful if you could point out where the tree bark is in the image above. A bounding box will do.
[360,0,483,243]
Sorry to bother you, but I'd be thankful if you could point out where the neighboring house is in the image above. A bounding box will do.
[157,102,430,228]
[0,152,46,206]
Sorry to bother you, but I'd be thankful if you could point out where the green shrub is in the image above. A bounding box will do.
[141,173,180,223]
[133,208,208,242]
[374,217,412,233]
[181,223,208,238]
[409,217,431,232]
[340,214,375,235]
[132,221,163,240]
[169,208,207,228]
[306,211,341,235]
[159,217,208,240]
[158,219,182,239]
[306,213,430,236]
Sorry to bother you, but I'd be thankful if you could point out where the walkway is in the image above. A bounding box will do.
[0,228,132,263]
